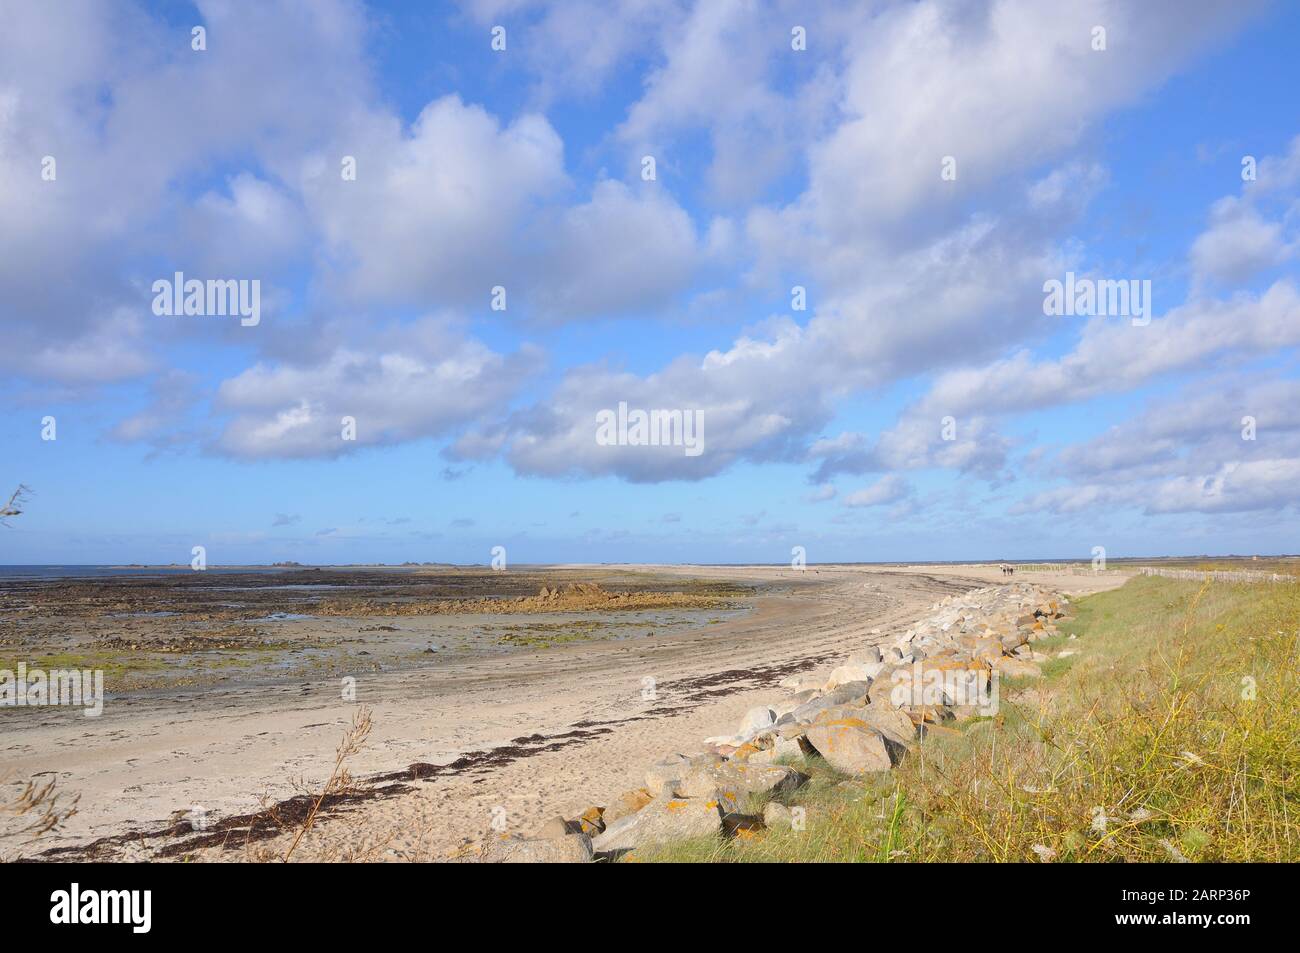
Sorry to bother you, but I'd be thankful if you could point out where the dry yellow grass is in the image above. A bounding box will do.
[637,575,1300,862]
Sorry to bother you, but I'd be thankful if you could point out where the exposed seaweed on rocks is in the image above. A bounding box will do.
[315,582,740,617]
[465,582,1072,862]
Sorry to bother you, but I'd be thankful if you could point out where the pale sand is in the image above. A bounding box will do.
[5,564,1128,861]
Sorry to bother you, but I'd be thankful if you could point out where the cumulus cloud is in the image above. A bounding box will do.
[843,475,910,508]
[214,317,542,459]
[912,281,1300,421]
[0,0,377,384]
[750,0,1262,281]
[444,0,1275,486]
[456,0,689,101]
[528,180,705,321]
[616,0,836,205]
[1191,196,1294,286]
[455,329,822,481]
[6,0,1294,552]
[299,95,567,308]
[108,370,200,447]
[809,415,1013,484]
[1014,375,1300,516]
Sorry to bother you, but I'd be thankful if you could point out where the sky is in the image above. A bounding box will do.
[2,0,1299,566]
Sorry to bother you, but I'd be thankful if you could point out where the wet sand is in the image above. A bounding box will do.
[2,563,1128,861]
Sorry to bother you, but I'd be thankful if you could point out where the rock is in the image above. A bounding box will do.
[811,704,868,724]
[790,682,871,723]
[738,705,777,737]
[534,816,581,839]
[730,742,761,760]
[645,752,722,796]
[804,719,900,775]
[779,673,825,694]
[479,831,593,863]
[772,689,819,717]
[762,801,794,830]
[825,660,883,690]
[677,761,808,801]
[577,805,605,836]
[992,657,1042,678]
[644,754,691,796]
[591,794,731,854]
[603,787,654,823]
[855,706,917,748]
[748,734,804,765]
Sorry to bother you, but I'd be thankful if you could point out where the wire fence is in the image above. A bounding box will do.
[1136,567,1295,584]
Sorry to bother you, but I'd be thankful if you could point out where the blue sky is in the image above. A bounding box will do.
[3,0,1299,565]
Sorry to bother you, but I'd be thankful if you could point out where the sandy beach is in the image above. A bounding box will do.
[2,563,1127,861]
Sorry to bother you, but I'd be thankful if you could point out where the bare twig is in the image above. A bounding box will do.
[283,706,373,862]
[1,772,80,842]
[0,484,31,525]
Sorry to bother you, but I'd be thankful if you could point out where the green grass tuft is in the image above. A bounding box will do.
[635,576,1300,863]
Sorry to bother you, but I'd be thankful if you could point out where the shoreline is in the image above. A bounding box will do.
[4,564,1128,861]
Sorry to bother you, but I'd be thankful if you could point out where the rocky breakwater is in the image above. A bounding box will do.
[470,582,1072,862]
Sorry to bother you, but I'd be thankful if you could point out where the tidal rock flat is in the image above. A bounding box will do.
[3,564,1125,861]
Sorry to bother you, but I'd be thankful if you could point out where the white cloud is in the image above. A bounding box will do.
[529,180,704,321]
[1014,375,1300,516]
[1191,196,1292,286]
[843,475,910,508]
[300,95,566,307]
[914,281,1300,420]
[214,318,542,459]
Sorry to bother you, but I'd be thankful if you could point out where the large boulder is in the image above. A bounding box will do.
[999,630,1028,652]
[789,682,872,723]
[677,761,808,801]
[737,705,777,738]
[747,734,805,765]
[804,719,900,775]
[644,754,691,796]
[479,831,594,863]
[591,793,733,854]
[992,657,1042,678]
[854,706,917,748]
[603,787,654,823]
[772,689,820,717]
[778,673,826,693]
[644,753,721,796]
[825,659,883,690]
[534,816,582,839]
[762,801,795,830]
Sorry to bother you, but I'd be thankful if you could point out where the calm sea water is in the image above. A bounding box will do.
[0,565,296,582]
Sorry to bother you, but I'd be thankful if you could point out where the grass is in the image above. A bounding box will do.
[633,575,1300,862]
[0,651,168,681]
